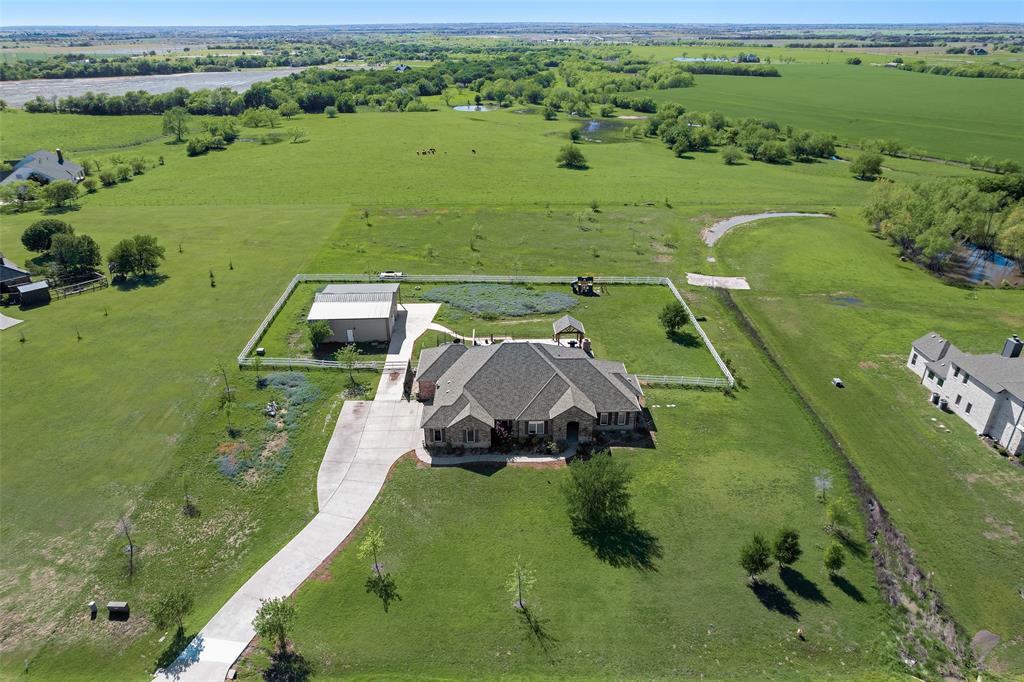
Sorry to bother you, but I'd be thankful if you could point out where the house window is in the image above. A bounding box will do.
[962,373,969,384]
[464,429,478,443]
[431,429,443,442]
[937,377,945,387]
[927,371,934,380]
[599,413,611,426]
[911,353,918,365]
[965,403,972,414]
[955,395,962,406]
[616,412,628,426]
[527,420,545,435]
[953,366,960,378]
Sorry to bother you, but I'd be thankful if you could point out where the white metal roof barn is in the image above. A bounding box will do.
[306,283,400,343]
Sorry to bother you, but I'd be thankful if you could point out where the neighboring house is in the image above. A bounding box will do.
[907,332,1024,454]
[306,283,399,343]
[1,149,85,187]
[1,254,31,294]
[967,47,989,55]
[394,64,410,72]
[418,341,644,449]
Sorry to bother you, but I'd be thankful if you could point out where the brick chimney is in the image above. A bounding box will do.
[56,148,64,164]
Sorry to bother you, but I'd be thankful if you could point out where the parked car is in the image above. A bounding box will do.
[379,271,404,280]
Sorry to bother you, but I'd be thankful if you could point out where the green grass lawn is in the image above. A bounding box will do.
[237,290,896,680]
[716,211,1024,675]
[0,93,1005,680]
[632,64,1024,161]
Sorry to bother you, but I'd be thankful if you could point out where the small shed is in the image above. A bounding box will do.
[553,314,585,345]
[16,280,50,306]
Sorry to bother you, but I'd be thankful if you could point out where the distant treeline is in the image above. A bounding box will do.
[18,47,779,117]
[898,60,1024,79]
[0,49,338,81]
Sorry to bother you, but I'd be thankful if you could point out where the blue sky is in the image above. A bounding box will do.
[2,1,1022,27]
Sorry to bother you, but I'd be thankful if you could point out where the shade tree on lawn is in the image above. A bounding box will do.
[739,533,773,583]
[40,180,79,209]
[253,597,295,655]
[850,152,884,180]
[21,218,73,252]
[108,234,167,279]
[556,144,588,169]
[51,233,102,276]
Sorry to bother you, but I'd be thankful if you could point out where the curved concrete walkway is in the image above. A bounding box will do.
[154,306,438,682]
[701,212,832,246]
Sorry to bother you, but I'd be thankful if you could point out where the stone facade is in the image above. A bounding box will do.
[423,406,638,450]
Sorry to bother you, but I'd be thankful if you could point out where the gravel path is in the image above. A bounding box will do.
[701,212,832,247]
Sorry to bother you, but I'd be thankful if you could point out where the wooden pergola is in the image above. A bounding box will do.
[552,314,586,345]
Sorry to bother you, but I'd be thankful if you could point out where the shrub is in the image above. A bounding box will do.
[82,177,98,193]
[99,169,117,186]
[114,165,132,182]
[772,528,802,567]
[308,320,331,347]
[846,57,862,65]
[851,152,884,180]
[739,533,773,581]
[556,144,588,169]
[824,542,846,574]
[722,146,743,165]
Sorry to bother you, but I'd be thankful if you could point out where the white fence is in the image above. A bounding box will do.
[637,374,731,388]
[237,273,736,388]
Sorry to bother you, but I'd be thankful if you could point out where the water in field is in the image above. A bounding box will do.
[959,243,1017,284]
[0,67,306,108]
[578,118,628,142]
[673,57,730,62]
[453,104,494,112]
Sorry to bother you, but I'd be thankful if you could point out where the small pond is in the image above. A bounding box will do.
[673,57,730,62]
[578,118,629,143]
[453,104,495,112]
[959,243,1017,284]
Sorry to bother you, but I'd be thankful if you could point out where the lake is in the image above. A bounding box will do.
[0,68,307,108]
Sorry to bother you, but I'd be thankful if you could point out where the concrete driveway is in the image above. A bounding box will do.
[154,304,433,682]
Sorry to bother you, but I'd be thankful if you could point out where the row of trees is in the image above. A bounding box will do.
[17,218,166,282]
[739,529,846,582]
[863,175,1024,271]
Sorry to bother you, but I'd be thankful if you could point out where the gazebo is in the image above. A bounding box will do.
[552,314,585,345]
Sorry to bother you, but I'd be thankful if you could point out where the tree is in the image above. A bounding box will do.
[756,140,788,164]
[357,527,385,578]
[562,450,632,532]
[253,597,295,654]
[824,542,846,574]
[658,301,689,335]
[82,177,98,193]
[772,528,802,568]
[543,106,557,120]
[107,234,166,278]
[116,513,135,578]
[308,320,331,348]
[824,499,850,536]
[277,99,301,117]
[51,233,101,275]
[556,144,588,170]
[739,533,772,582]
[335,343,363,383]
[569,128,582,143]
[289,128,308,144]
[722,146,743,165]
[41,180,79,208]
[21,219,73,252]
[152,589,194,635]
[162,106,190,143]
[997,205,1024,271]
[851,152,884,180]
[324,105,338,118]
[0,180,38,211]
[99,169,117,187]
[506,556,537,610]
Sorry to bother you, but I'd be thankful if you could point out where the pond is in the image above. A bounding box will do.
[959,243,1017,283]
[453,104,495,112]
[0,67,307,108]
[673,57,730,63]
[577,118,629,143]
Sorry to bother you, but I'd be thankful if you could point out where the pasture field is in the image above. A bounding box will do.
[631,65,1024,161]
[0,87,1011,681]
[716,213,1024,673]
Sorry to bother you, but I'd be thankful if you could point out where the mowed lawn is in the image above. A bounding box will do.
[251,296,896,680]
[716,212,1024,673]
[633,64,1024,161]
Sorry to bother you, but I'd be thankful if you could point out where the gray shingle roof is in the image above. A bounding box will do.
[1,255,29,280]
[421,342,642,429]
[322,283,399,295]
[914,331,1024,400]
[552,314,585,335]
[417,343,467,383]
[1,150,84,186]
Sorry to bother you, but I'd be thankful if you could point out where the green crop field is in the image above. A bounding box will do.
[0,45,1019,681]
[716,212,1024,673]
[631,66,1024,162]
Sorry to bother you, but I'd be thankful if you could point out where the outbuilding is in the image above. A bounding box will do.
[306,283,399,343]
[1,254,31,294]
[16,280,50,306]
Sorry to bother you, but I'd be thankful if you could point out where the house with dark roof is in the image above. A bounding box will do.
[1,254,31,294]
[1,149,85,187]
[908,332,1024,454]
[417,342,644,450]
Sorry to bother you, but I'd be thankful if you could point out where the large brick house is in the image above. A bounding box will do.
[417,342,644,449]
[907,332,1024,454]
